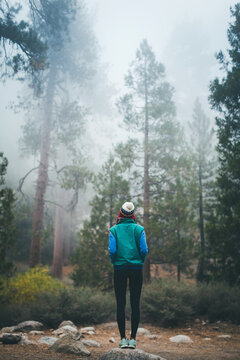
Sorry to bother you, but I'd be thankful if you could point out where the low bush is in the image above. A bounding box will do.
[0,266,64,304]
[0,286,115,328]
[141,279,194,326]
[141,279,240,326]
[0,276,239,329]
[30,287,115,328]
[194,282,240,323]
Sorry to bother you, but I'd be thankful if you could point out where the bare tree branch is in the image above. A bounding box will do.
[17,166,39,195]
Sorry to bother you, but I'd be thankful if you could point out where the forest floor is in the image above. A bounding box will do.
[0,321,240,360]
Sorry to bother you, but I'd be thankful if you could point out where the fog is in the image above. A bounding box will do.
[0,0,236,191]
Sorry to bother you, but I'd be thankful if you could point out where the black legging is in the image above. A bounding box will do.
[114,269,143,339]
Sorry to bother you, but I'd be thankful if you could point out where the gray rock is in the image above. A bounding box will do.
[217,334,231,339]
[20,334,36,345]
[38,336,58,345]
[169,335,193,344]
[0,326,16,333]
[0,333,22,344]
[99,348,166,360]
[53,325,79,336]
[49,333,90,356]
[145,335,159,340]
[203,338,211,341]
[101,322,117,329]
[15,321,44,332]
[109,337,115,343]
[30,330,45,335]
[137,328,151,335]
[81,339,101,347]
[58,320,77,329]
[80,326,95,333]
[88,330,95,335]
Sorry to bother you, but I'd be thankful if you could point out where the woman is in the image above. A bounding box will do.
[108,202,148,349]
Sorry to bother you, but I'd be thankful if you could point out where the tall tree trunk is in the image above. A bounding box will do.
[177,229,181,282]
[109,170,113,228]
[197,162,205,281]
[63,212,71,265]
[29,68,56,267]
[52,204,64,278]
[143,62,151,283]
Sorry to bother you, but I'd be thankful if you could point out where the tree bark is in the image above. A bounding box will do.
[52,204,64,278]
[63,212,71,265]
[197,162,205,281]
[177,229,181,282]
[29,68,56,267]
[143,61,151,283]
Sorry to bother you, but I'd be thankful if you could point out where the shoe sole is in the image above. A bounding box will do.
[120,345,129,349]
[128,345,136,349]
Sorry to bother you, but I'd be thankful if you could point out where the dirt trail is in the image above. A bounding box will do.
[0,322,240,360]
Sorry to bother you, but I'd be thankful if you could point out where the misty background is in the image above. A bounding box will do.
[0,0,236,185]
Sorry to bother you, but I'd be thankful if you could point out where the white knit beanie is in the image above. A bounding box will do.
[121,202,135,214]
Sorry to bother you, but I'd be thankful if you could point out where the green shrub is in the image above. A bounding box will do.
[141,279,194,326]
[28,287,115,328]
[1,279,240,329]
[194,282,240,323]
[141,279,240,326]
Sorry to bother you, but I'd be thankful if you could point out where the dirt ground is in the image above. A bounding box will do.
[0,321,240,360]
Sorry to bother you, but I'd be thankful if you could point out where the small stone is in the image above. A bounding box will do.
[109,337,115,343]
[169,335,193,344]
[88,331,95,335]
[0,333,22,344]
[38,336,58,345]
[217,334,231,339]
[80,327,95,333]
[58,321,76,329]
[82,339,101,347]
[195,318,200,323]
[137,328,151,335]
[0,326,16,333]
[30,331,45,335]
[203,338,211,341]
[20,334,36,345]
[202,321,206,326]
[101,322,117,329]
[14,321,44,332]
[145,335,159,340]
[53,325,79,336]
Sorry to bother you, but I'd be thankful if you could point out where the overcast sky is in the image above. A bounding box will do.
[0,0,238,184]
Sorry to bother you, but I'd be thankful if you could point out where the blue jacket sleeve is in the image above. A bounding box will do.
[140,230,148,261]
[108,232,117,263]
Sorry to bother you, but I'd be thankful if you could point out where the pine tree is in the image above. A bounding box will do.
[24,0,96,267]
[189,98,215,282]
[150,128,197,282]
[0,1,46,78]
[209,3,240,284]
[0,153,15,276]
[117,39,175,282]
[72,151,132,289]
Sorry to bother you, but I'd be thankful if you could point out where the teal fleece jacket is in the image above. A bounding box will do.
[109,218,148,267]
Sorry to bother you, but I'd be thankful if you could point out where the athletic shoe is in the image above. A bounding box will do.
[128,338,136,349]
[119,338,128,348]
